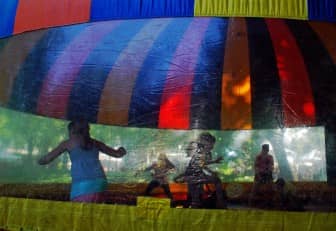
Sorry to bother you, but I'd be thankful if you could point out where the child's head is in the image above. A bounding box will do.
[157,153,170,167]
[158,153,167,161]
[186,141,204,157]
[197,132,216,152]
[67,121,75,137]
[262,144,270,153]
[275,178,286,191]
[71,118,90,137]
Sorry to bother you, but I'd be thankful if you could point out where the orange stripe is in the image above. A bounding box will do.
[309,21,336,65]
[14,0,90,35]
[0,30,46,104]
[221,18,252,129]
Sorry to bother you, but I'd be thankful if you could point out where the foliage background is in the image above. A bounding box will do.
[0,107,327,183]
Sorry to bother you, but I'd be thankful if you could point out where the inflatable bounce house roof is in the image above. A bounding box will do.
[1,1,336,230]
[0,0,335,131]
[1,0,336,39]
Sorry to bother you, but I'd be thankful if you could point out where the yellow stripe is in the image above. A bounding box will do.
[221,18,252,129]
[194,0,308,20]
[0,30,46,105]
[309,22,336,65]
[1,197,336,231]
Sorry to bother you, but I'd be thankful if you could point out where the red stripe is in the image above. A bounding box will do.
[158,19,211,129]
[14,0,90,35]
[266,19,315,126]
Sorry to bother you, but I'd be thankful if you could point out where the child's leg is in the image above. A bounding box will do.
[145,180,160,196]
[161,184,173,199]
[188,183,202,208]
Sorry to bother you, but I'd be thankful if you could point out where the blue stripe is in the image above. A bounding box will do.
[190,18,228,130]
[9,25,86,113]
[67,20,147,122]
[308,0,336,22]
[90,0,194,21]
[0,0,19,38]
[128,18,192,127]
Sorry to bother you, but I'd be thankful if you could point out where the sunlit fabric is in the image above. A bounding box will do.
[221,18,252,129]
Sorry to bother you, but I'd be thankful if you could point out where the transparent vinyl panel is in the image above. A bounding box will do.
[0,107,326,184]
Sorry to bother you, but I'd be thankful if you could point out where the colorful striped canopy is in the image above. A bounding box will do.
[1,17,336,131]
[1,0,336,38]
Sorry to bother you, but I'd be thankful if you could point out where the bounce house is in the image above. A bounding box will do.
[1,0,336,230]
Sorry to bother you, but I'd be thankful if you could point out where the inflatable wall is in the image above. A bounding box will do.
[1,16,336,183]
[1,1,336,230]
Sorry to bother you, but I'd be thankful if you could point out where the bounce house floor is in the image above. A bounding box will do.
[1,182,336,230]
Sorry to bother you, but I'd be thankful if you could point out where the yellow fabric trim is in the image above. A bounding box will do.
[137,196,171,209]
[1,197,336,231]
[194,0,308,20]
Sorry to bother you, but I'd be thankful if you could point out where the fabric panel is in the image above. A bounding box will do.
[266,19,315,127]
[246,19,282,129]
[189,18,228,130]
[194,0,308,20]
[37,21,121,120]
[0,31,46,105]
[286,20,336,127]
[90,0,195,21]
[8,26,86,114]
[0,1,18,38]
[308,0,336,21]
[14,0,90,35]
[221,18,252,129]
[1,197,336,231]
[97,19,173,125]
[158,18,211,129]
[128,19,192,127]
[66,20,145,122]
[309,22,336,65]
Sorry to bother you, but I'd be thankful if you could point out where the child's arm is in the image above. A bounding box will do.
[38,141,67,165]
[94,139,127,158]
[173,172,185,183]
[206,156,223,165]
